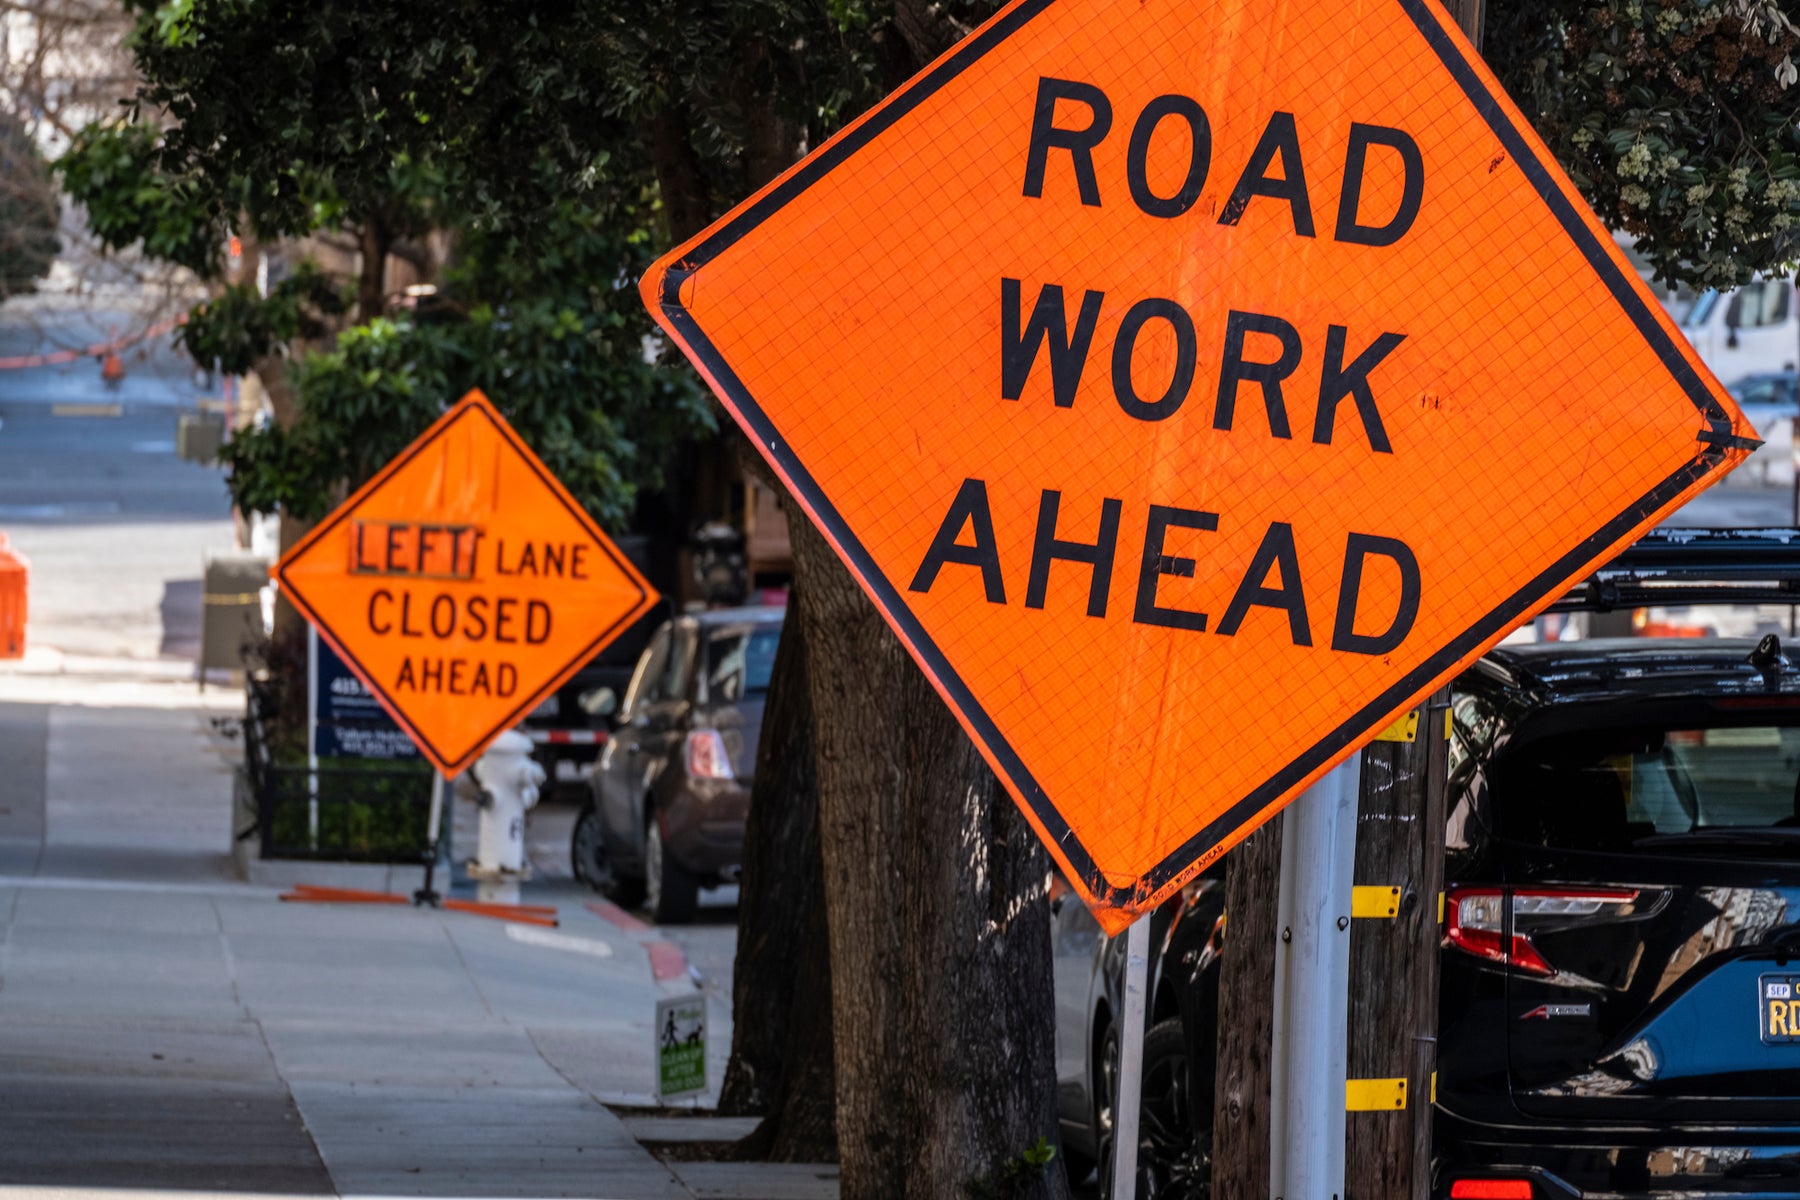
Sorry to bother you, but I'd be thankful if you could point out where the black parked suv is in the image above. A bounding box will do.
[1061,531,1800,1199]
[1435,634,1800,1198]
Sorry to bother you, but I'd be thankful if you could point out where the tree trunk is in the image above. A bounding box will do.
[644,109,714,246]
[356,213,390,323]
[1210,816,1283,1200]
[720,592,839,1161]
[789,514,1068,1200]
[655,9,1068,1188]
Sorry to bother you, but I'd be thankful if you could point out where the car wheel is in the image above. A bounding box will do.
[1096,1022,1120,1197]
[1098,1018,1209,1200]
[644,816,699,925]
[573,803,646,907]
[570,804,610,890]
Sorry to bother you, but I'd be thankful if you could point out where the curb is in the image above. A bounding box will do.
[587,899,698,986]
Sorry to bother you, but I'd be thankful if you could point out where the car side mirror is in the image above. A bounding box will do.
[580,686,618,718]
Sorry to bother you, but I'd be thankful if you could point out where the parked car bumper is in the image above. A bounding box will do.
[1436,1111,1800,1198]
[663,776,750,875]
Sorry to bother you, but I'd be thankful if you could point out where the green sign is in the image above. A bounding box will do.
[656,994,707,1101]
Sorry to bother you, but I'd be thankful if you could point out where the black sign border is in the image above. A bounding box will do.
[654,0,1732,906]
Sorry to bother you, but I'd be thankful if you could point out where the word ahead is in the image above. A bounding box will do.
[911,483,1417,656]
[643,0,1749,928]
[277,391,657,776]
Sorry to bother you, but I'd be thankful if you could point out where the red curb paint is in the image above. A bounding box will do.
[586,900,651,933]
[646,940,691,984]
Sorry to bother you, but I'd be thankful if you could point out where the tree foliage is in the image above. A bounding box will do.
[104,0,622,246]
[214,198,713,527]
[179,264,350,374]
[54,0,713,535]
[56,121,222,275]
[1491,0,1800,288]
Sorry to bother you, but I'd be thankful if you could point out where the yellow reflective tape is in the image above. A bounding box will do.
[1444,708,1454,740]
[1431,1071,1437,1104]
[1351,885,1401,919]
[1346,1077,1407,1111]
[1374,710,1419,742]
[203,592,263,605]
[1437,891,1445,924]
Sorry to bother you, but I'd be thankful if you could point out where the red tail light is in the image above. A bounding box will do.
[684,729,735,780]
[1444,886,1637,978]
[1450,1181,1533,1199]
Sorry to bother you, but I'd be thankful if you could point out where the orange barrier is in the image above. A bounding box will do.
[0,534,27,659]
[277,882,560,927]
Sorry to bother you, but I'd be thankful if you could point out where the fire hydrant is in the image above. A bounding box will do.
[471,730,545,877]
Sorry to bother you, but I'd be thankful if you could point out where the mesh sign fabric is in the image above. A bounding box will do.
[642,0,1753,928]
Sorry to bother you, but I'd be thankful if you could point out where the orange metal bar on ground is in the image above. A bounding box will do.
[278,883,561,927]
[279,885,408,905]
[441,898,560,927]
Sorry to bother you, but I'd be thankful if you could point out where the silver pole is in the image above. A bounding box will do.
[306,625,319,848]
[426,772,447,851]
[1269,757,1359,1200]
[1109,914,1150,1199]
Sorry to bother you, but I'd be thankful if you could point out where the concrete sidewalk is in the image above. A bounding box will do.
[0,671,836,1200]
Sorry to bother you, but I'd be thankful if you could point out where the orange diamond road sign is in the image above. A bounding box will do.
[276,391,658,777]
[641,0,1754,928]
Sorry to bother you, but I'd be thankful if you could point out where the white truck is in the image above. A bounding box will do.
[1677,279,1798,486]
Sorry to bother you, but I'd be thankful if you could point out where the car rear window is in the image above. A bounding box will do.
[703,624,780,703]
[1497,723,1800,851]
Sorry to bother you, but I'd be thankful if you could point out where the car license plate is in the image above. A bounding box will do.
[1759,973,1800,1044]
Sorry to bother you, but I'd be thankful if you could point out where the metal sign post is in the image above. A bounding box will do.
[306,625,320,848]
[414,772,449,906]
[1269,757,1360,1200]
[1108,915,1150,1199]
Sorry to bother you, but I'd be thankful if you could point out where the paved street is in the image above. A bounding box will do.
[0,302,232,666]
[0,684,780,1198]
[1667,476,1792,529]
[0,673,824,1200]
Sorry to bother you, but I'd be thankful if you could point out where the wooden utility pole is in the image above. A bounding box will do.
[1343,694,1453,1200]
[1210,814,1282,1200]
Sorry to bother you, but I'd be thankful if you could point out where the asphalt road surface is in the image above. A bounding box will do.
[0,303,232,664]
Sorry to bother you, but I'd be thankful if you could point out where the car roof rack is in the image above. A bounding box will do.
[1547,528,1800,612]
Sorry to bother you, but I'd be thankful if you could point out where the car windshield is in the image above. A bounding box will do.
[1728,374,1797,406]
[703,624,780,703]
[1497,722,1800,851]
[1497,719,1800,849]
[1680,290,1720,327]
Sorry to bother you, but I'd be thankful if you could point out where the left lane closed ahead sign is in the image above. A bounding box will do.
[276,390,659,777]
